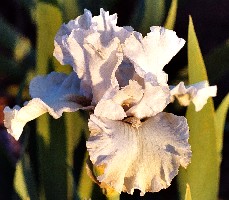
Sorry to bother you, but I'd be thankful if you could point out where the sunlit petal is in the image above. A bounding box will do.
[123,27,185,82]
[87,113,191,195]
[170,81,217,111]
[4,72,90,140]
[126,73,170,119]
[94,80,143,120]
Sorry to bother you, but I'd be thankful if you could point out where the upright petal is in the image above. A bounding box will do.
[83,33,123,103]
[53,9,133,102]
[87,113,191,195]
[123,27,185,80]
[170,81,217,111]
[4,72,91,140]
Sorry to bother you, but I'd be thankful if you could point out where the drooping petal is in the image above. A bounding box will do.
[4,99,48,140]
[126,73,170,119]
[87,113,191,195]
[29,71,91,117]
[4,72,91,140]
[170,81,217,111]
[123,27,185,81]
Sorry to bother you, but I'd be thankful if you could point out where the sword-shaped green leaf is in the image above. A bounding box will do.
[215,94,229,163]
[14,153,38,200]
[178,16,218,200]
[164,0,178,30]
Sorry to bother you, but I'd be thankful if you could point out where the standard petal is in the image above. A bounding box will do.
[170,81,217,111]
[83,33,123,103]
[123,27,185,79]
[126,74,170,119]
[87,113,191,195]
[53,9,133,102]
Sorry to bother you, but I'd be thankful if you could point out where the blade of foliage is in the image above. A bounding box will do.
[178,16,218,200]
[215,93,229,163]
[63,0,80,20]
[164,0,178,30]
[77,152,94,199]
[65,112,89,199]
[36,3,68,200]
[185,184,192,200]
[140,0,165,34]
[205,39,229,84]
[14,153,38,200]
[36,2,62,75]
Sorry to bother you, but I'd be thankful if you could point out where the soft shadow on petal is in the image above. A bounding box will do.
[126,74,170,119]
[170,81,217,111]
[94,80,143,120]
[53,9,133,103]
[4,72,90,140]
[123,27,185,79]
[87,113,191,195]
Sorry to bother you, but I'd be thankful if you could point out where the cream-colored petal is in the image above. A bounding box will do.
[94,80,143,120]
[87,113,191,195]
[30,71,91,118]
[53,9,133,101]
[4,72,91,140]
[123,27,185,80]
[170,81,217,111]
[126,74,170,119]
[4,99,47,140]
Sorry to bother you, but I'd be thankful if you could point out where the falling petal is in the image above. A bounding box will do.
[4,72,91,140]
[87,113,191,195]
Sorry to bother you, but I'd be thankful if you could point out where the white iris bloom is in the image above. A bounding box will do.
[4,8,216,195]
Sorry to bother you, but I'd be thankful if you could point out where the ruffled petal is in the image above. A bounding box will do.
[87,113,191,195]
[53,9,133,102]
[83,33,123,103]
[170,81,217,111]
[4,99,47,140]
[4,72,91,140]
[126,73,170,119]
[29,71,91,117]
[123,27,185,81]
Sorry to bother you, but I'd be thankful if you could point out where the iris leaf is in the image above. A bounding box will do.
[178,16,218,200]
[164,0,178,30]
[215,94,229,163]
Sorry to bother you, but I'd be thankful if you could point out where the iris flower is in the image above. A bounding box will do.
[4,9,217,195]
